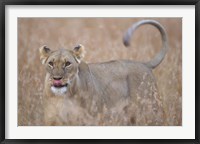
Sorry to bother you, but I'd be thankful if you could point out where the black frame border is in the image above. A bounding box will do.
[1,0,199,144]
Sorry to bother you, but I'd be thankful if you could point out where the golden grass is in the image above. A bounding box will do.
[18,18,182,126]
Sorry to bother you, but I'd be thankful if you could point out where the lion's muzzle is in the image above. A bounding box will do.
[51,77,69,95]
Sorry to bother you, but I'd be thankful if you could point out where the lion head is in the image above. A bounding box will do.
[39,44,86,95]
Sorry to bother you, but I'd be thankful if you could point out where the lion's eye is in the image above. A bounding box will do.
[48,61,54,67]
[65,61,71,67]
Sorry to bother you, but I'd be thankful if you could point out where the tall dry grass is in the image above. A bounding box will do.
[18,18,182,126]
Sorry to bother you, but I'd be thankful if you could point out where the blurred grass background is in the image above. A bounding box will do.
[18,18,182,126]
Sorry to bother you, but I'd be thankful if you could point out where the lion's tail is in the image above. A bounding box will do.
[123,20,168,69]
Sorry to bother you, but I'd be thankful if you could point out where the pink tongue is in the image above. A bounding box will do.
[53,80,62,86]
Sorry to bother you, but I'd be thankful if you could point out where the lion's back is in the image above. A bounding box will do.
[87,60,164,125]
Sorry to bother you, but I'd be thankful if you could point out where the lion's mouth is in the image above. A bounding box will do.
[53,83,68,88]
[52,79,68,88]
[51,79,68,95]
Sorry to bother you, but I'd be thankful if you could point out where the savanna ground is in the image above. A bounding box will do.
[18,18,182,126]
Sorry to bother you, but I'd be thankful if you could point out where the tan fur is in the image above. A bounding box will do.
[39,20,168,126]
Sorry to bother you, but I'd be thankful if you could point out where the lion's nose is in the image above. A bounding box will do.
[53,76,62,80]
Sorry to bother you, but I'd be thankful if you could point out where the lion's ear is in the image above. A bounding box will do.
[72,44,86,63]
[39,45,51,65]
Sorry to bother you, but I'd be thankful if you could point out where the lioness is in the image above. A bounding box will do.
[39,20,168,126]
